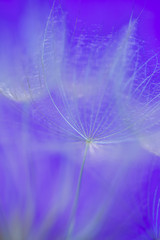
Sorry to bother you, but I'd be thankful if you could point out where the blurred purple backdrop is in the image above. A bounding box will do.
[0,0,160,239]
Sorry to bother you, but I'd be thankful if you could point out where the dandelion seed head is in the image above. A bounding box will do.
[36,4,135,143]
[29,1,160,146]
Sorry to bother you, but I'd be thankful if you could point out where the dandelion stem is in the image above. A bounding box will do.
[66,142,89,239]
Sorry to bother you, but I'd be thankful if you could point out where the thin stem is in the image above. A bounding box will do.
[66,142,89,239]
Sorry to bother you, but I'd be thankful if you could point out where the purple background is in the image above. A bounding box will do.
[0,0,160,239]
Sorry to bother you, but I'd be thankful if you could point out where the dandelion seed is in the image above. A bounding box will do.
[1,0,159,239]
[26,1,160,238]
[34,1,160,147]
